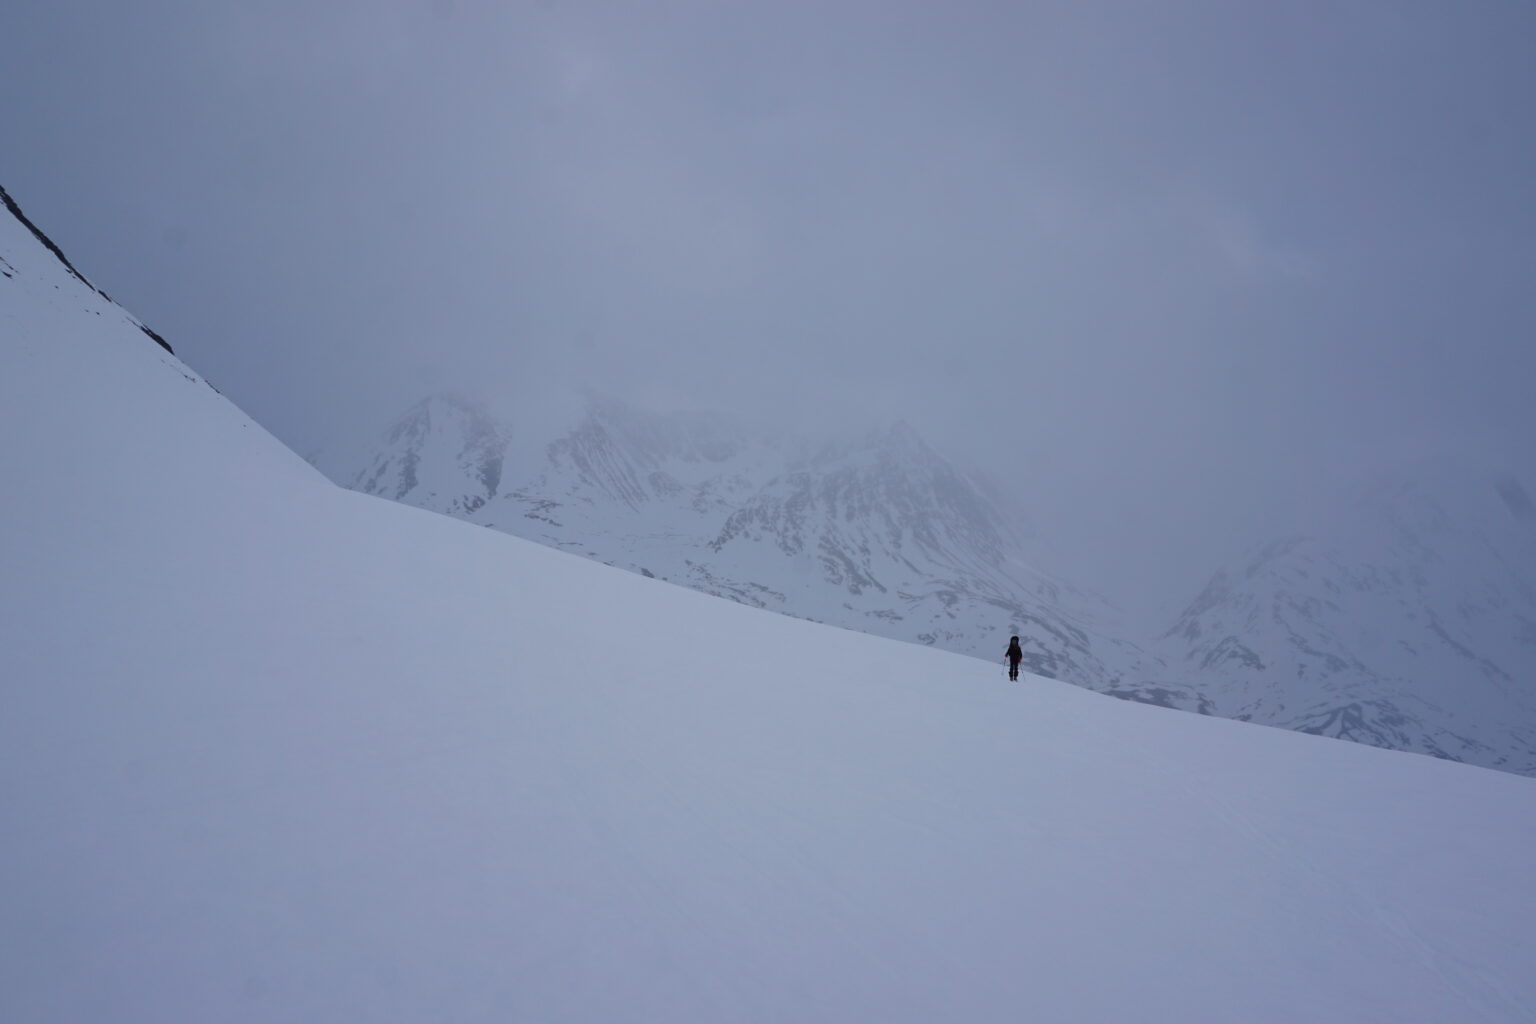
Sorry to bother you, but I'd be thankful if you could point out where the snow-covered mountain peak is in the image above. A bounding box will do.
[351,393,507,513]
[560,394,772,478]
[734,422,1015,575]
[862,418,931,460]
[793,419,937,471]
[386,392,495,434]
[1158,459,1536,773]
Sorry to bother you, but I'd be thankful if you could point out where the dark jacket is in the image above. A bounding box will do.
[1005,639,1023,664]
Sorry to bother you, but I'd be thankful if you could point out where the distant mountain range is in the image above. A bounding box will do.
[318,394,1536,775]
[316,394,1152,693]
[1152,465,1536,774]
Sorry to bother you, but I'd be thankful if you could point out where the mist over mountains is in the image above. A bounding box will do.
[321,394,1536,775]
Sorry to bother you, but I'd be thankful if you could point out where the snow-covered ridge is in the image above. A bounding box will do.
[0,185,174,356]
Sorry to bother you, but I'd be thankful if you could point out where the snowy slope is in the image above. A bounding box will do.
[1158,469,1536,775]
[6,190,1536,1023]
[331,396,1536,777]
[325,393,1158,692]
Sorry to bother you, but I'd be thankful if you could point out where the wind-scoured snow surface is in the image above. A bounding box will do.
[4,196,1536,1023]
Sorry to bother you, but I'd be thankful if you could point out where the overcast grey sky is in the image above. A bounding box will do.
[5,0,1534,627]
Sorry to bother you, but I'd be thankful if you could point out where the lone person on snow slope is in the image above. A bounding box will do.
[1005,635,1024,682]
